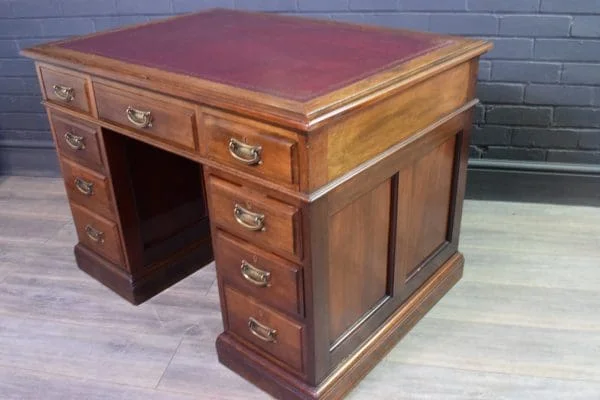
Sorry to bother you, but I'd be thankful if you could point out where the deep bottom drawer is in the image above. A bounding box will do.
[70,203,125,267]
[224,285,304,373]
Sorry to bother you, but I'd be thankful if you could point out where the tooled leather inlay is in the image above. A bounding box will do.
[60,9,454,102]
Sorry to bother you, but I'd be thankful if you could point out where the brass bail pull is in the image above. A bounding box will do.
[240,260,271,287]
[85,225,104,243]
[248,317,277,343]
[233,204,265,231]
[64,132,85,150]
[53,84,74,102]
[74,177,94,196]
[126,106,153,128]
[228,138,262,165]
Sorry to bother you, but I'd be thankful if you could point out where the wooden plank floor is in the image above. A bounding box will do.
[1,175,599,399]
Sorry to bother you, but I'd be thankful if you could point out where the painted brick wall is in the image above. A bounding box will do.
[1,0,600,171]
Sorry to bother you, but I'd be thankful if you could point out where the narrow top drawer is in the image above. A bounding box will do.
[39,65,92,114]
[94,82,198,151]
[50,111,104,172]
[203,110,298,187]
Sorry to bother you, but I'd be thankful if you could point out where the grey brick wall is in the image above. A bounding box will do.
[1,0,600,168]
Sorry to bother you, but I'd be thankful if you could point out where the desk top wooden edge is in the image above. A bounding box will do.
[21,9,492,131]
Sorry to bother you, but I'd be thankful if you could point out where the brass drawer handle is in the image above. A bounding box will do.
[64,131,85,150]
[85,225,104,244]
[126,106,153,129]
[233,204,265,231]
[228,138,262,166]
[74,177,94,196]
[240,260,271,287]
[52,84,74,102]
[248,317,277,343]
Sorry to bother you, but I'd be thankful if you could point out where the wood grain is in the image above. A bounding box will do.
[70,203,125,266]
[328,178,392,343]
[202,108,299,187]
[320,61,469,186]
[224,285,305,374]
[38,64,92,114]
[206,175,302,261]
[94,80,198,151]
[215,231,304,318]
[61,158,115,220]
[49,110,105,172]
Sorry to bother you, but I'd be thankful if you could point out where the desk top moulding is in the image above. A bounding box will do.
[22,10,489,123]
[22,9,491,400]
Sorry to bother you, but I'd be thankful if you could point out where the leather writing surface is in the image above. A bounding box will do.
[60,9,453,102]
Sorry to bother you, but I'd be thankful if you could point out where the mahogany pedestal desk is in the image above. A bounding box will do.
[22,10,491,400]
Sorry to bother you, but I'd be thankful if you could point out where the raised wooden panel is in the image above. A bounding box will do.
[395,136,457,284]
[328,178,392,344]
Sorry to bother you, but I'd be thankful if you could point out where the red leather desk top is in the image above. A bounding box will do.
[60,9,453,102]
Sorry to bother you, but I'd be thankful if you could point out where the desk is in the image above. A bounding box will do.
[22,9,491,399]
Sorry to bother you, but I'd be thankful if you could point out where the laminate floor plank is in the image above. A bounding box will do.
[0,215,69,246]
[460,249,600,291]
[0,246,217,335]
[385,317,600,382]
[156,317,269,400]
[347,362,600,400]
[1,177,599,399]
[0,176,65,196]
[0,366,199,400]
[428,280,600,331]
[0,314,182,388]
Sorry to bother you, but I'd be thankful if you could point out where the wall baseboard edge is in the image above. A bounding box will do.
[466,159,600,207]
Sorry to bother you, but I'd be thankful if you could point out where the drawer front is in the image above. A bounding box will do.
[216,231,303,317]
[224,285,304,373]
[62,159,114,220]
[39,65,91,114]
[50,112,104,172]
[94,82,197,151]
[208,177,301,260]
[204,111,297,186]
[71,203,125,267]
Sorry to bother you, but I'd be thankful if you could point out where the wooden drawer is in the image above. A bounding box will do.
[208,176,301,260]
[203,110,298,186]
[50,111,104,172]
[71,203,125,267]
[62,158,114,220]
[216,231,303,317]
[39,65,91,114]
[224,285,304,373]
[94,82,197,151]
